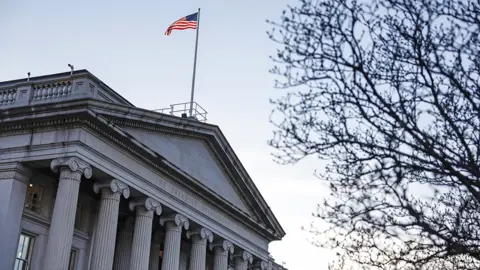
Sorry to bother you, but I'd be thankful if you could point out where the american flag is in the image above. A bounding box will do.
[165,12,198,36]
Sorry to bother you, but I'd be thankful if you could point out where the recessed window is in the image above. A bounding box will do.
[68,249,77,270]
[14,233,35,270]
[25,184,43,213]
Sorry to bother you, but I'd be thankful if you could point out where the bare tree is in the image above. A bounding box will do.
[268,0,480,269]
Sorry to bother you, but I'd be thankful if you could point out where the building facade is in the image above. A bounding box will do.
[0,70,287,270]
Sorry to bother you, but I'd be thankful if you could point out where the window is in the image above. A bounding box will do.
[25,183,43,213]
[14,233,35,270]
[68,249,77,270]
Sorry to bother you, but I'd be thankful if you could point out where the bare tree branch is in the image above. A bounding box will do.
[268,0,480,269]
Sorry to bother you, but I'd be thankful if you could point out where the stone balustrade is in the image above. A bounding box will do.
[0,88,17,106]
[0,70,133,110]
[32,81,72,101]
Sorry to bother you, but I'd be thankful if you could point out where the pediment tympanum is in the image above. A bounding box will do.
[121,127,252,215]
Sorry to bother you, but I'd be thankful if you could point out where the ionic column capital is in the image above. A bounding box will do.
[253,261,268,270]
[160,213,189,231]
[93,179,130,199]
[186,228,214,244]
[210,239,234,254]
[233,251,253,264]
[129,197,162,215]
[51,157,92,179]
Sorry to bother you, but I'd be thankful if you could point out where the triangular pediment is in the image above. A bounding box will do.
[0,70,285,240]
[121,127,253,215]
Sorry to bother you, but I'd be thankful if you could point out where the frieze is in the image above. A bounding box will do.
[0,171,16,179]
[169,184,233,232]
[156,177,267,255]
[155,168,243,233]
[0,163,32,184]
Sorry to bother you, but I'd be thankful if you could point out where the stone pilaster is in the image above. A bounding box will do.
[129,197,162,270]
[90,179,130,270]
[0,163,31,270]
[43,157,92,270]
[253,261,268,270]
[233,251,253,270]
[149,230,164,270]
[210,240,234,270]
[113,217,135,270]
[187,228,214,270]
[160,213,190,270]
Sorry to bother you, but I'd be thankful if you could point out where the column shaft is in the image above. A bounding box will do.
[43,169,82,270]
[233,251,252,270]
[161,223,182,270]
[113,219,134,270]
[189,237,208,270]
[130,207,154,270]
[235,258,248,270]
[211,240,233,270]
[90,188,121,269]
[213,249,229,270]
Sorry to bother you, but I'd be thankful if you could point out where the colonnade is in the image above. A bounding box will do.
[41,157,267,270]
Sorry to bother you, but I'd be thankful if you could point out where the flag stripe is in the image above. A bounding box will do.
[165,12,198,36]
[169,23,197,27]
[169,26,196,30]
[171,22,197,25]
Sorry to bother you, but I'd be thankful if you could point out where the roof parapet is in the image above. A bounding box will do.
[0,70,133,110]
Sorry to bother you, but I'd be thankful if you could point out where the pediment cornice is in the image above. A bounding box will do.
[94,115,284,239]
[0,100,285,240]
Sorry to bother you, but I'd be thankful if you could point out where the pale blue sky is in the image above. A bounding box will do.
[0,1,331,269]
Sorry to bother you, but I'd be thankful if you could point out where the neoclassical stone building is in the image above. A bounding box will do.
[0,70,287,270]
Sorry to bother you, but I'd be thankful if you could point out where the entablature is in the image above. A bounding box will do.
[0,104,281,248]
[0,99,285,240]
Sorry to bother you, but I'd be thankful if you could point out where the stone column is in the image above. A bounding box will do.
[90,179,130,270]
[160,213,190,270]
[0,163,31,270]
[267,260,273,270]
[129,197,162,270]
[149,230,164,270]
[233,251,252,270]
[253,261,268,270]
[187,228,214,270]
[113,217,135,270]
[43,157,92,270]
[210,240,234,270]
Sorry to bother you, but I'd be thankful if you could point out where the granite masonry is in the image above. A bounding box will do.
[0,70,287,270]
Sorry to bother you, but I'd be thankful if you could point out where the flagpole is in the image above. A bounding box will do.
[189,8,201,118]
